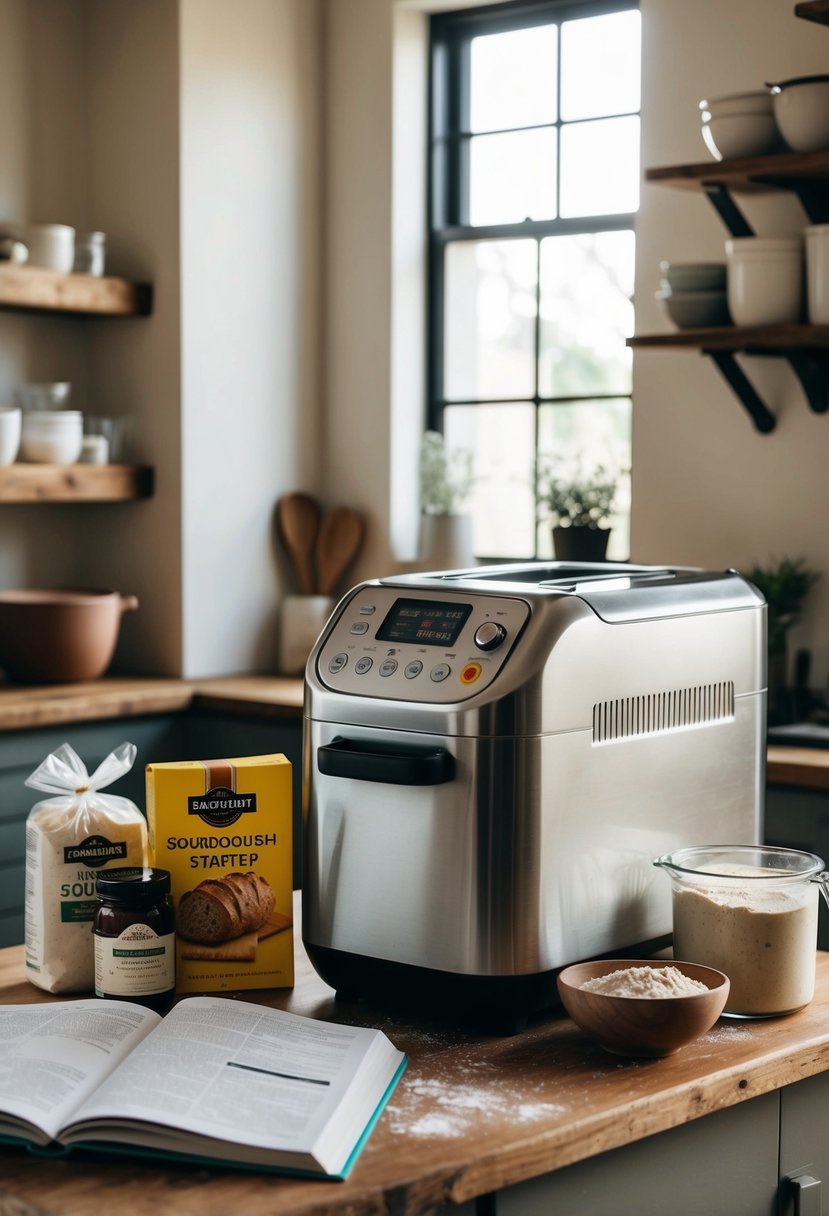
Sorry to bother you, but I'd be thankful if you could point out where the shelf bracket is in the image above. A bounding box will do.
[704,349,777,432]
[701,182,755,236]
[782,348,829,412]
[753,176,829,224]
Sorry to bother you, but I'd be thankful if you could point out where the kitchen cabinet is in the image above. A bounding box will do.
[0,264,154,501]
[631,2,829,433]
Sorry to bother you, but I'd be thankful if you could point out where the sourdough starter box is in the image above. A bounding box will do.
[146,753,294,994]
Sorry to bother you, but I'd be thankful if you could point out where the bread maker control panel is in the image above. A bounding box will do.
[316,587,531,702]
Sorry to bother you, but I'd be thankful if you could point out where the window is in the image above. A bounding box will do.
[429,0,640,560]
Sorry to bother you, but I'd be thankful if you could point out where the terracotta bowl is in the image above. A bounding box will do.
[557,959,730,1058]
[0,589,138,683]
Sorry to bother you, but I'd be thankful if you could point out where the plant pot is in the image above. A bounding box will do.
[418,513,476,570]
[552,526,610,562]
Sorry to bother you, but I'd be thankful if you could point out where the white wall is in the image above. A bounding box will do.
[179,0,322,676]
[633,0,829,684]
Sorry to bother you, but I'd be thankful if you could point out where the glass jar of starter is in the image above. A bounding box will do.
[94,867,175,1012]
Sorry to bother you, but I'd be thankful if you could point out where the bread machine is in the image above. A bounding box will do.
[302,561,766,1024]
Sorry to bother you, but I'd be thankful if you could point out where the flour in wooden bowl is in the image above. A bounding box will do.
[580,964,708,999]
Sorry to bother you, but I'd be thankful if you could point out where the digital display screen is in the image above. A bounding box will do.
[376,598,473,647]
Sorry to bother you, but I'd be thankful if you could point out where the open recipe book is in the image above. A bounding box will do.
[0,996,406,1179]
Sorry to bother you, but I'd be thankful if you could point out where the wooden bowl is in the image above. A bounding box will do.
[0,588,138,683]
[557,959,730,1058]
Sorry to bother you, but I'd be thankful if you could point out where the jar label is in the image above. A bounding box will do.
[95,923,175,997]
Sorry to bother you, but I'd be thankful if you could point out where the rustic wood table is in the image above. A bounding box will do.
[3,894,829,1216]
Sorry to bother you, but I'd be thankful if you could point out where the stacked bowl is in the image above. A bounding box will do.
[657,261,730,330]
[20,411,83,464]
[699,91,784,161]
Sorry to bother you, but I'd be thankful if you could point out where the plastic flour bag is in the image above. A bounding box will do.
[24,741,148,993]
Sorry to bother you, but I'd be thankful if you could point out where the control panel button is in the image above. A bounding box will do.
[474,621,507,651]
[355,656,373,674]
[328,653,348,674]
[379,659,398,677]
[350,621,370,635]
[359,604,376,615]
[430,663,451,682]
[460,661,483,685]
[404,660,423,679]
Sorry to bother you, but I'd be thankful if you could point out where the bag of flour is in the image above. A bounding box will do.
[24,741,148,993]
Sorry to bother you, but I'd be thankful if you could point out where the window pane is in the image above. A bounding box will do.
[445,403,536,558]
[444,239,537,401]
[539,231,634,397]
[470,129,557,226]
[560,116,640,218]
[537,399,631,560]
[561,11,641,121]
[470,25,557,133]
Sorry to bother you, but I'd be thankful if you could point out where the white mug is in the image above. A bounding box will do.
[7,224,76,273]
[278,595,334,676]
[0,407,21,467]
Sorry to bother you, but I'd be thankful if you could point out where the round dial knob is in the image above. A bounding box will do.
[474,621,507,652]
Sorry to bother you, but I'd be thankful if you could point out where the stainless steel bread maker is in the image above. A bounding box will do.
[302,561,765,1024]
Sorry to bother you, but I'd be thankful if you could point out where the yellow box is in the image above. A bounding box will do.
[146,753,294,994]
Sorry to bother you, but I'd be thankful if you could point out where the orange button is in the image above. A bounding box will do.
[460,662,483,684]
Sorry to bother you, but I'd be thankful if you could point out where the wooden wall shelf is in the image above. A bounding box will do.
[629,327,829,434]
[0,464,154,503]
[0,265,152,317]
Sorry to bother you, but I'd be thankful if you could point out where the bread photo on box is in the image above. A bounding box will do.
[146,754,294,993]
[177,872,292,961]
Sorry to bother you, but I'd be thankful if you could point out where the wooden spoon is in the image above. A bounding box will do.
[276,492,320,595]
[316,507,365,596]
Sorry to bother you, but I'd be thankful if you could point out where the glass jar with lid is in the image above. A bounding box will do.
[94,866,175,1012]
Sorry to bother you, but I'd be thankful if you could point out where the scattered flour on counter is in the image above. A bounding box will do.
[698,1024,753,1044]
[385,1068,567,1139]
[580,964,708,998]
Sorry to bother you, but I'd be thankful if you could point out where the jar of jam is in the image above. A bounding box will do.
[94,867,175,1012]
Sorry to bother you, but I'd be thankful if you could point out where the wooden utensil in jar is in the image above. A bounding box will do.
[316,507,365,596]
[276,492,320,595]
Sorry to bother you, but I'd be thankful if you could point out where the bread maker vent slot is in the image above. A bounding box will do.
[593,681,735,743]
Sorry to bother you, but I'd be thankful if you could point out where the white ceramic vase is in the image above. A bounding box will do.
[418,513,476,571]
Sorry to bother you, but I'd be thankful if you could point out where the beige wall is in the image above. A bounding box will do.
[633,0,829,684]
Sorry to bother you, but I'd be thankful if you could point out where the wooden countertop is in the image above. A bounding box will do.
[0,674,304,731]
[3,897,829,1215]
[767,745,829,791]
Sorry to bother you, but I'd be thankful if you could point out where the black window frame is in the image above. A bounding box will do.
[428,0,640,559]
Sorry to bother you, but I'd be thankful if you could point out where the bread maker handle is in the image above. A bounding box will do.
[317,736,455,786]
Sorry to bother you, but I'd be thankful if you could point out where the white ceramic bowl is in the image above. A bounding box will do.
[701,111,784,161]
[20,411,82,464]
[657,288,730,329]
[700,91,774,118]
[660,261,727,293]
[0,407,21,467]
[771,75,829,153]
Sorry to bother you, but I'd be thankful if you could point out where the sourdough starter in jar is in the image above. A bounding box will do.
[672,865,818,1017]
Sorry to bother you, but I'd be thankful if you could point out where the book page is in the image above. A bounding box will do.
[0,1000,161,1143]
[66,996,400,1156]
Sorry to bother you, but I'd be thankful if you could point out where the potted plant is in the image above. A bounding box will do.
[537,458,618,562]
[418,430,475,568]
[746,556,819,723]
